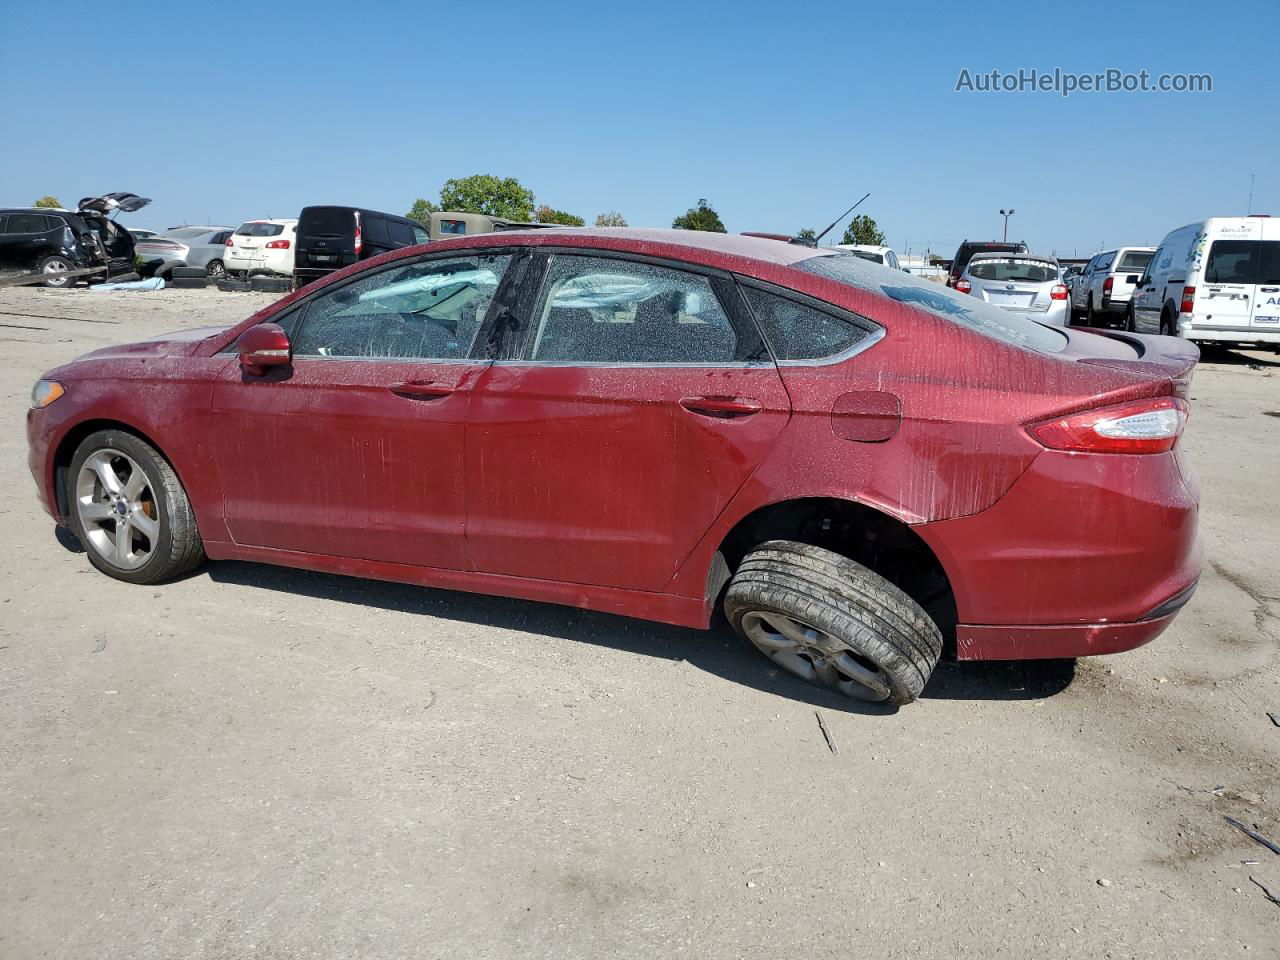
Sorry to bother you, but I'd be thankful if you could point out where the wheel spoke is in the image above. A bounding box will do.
[79,500,113,522]
[113,518,132,564]
[122,468,148,500]
[759,612,815,646]
[831,652,892,701]
[90,454,122,495]
[131,510,158,542]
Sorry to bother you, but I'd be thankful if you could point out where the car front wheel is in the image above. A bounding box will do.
[724,541,942,704]
[68,430,205,584]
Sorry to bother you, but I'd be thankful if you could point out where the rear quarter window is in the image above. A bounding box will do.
[796,253,1067,354]
[1118,251,1153,273]
[742,286,873,361]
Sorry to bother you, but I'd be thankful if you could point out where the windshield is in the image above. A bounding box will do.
[795,253,1067,354]
[236,222,285,237]
[967,258,1058,283]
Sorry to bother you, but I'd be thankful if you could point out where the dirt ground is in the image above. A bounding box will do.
[1,286,1277,959]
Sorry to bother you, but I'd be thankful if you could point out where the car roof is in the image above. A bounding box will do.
[440,227,838,268]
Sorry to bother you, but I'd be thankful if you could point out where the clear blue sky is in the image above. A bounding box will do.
[2,0,1275,258]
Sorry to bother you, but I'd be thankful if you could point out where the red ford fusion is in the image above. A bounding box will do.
[26,229,1201,703]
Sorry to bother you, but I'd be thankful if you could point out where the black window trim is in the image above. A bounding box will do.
[732,272,884,367]
[500,247,771,368]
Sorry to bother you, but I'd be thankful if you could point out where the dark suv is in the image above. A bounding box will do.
[947,239,1029,287]
[294,206,428,287]
[0,193,150,288]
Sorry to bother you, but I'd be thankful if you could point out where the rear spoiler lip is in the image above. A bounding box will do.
[1066,327,1199,398]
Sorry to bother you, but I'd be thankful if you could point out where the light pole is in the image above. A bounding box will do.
[999,208,1015,242]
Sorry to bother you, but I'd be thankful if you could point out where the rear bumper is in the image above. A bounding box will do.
[1180,321,1280,345]
[916,447,1202,659]
[955,582,1196,660]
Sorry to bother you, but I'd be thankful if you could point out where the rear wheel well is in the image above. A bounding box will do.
[52,420,169,519]
[717,498,958,653]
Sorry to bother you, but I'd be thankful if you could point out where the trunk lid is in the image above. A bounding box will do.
[77,192,151,215]
[1063,327,1200,398]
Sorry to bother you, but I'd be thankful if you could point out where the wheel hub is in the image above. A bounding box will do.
[740,609,892,702]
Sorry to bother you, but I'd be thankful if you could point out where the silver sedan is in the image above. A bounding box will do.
[134,226,234,279]
[953,253,1070,326]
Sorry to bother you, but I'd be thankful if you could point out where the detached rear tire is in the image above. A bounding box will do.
[724,541,942,704]
[67,429,205,585]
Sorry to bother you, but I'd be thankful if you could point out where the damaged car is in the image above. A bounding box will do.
[0,193,150,288]
[26,229,1202,704]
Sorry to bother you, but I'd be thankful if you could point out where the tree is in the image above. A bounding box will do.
[533,205,585,226]
[405,197,439,225]
[841,214,886,246]
[34,195,61,209]
[594,211,628,227]
[796,227,816,240]
[438,174,535,220]
[672,198,726,233]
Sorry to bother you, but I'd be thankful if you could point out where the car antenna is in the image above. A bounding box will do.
[812,193,871,245]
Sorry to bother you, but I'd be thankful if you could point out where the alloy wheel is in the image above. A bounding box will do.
[74,449,159,570]
[740,610,892,701]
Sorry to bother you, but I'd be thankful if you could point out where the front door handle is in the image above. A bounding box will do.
[389,380,455,400]
[679,396,762,419]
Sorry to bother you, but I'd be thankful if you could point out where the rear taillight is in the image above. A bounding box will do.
[1180,285,1196,314]
[354,211,362,255]
[954,279,972,294]
[265,239,290,249]
[225,236,234,246]
[1029,396,1189,455]
[1050,284,1068,300]
[1103,276,1113,296]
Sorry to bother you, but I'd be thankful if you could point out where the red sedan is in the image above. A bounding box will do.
[26,229,1201,703]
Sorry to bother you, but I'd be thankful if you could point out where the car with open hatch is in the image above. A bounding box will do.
[0,192,150,288]
[26,229,1202,704]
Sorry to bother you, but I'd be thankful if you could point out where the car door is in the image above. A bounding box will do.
[1200,239,1257,329]
[210,248,521,568]
[1073,257,1094,310]
[464,250,791,592]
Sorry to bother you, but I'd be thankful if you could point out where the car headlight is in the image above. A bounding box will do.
[30,379,65,409]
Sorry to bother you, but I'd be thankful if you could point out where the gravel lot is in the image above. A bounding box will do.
[2,286,1277,959]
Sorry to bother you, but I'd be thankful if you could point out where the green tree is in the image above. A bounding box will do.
[34,195,61,209]
[796,227,816,240]
[438,174,535,220]
[405,197,439,225]
[533,204,585,226]
[672,198,726,233]
[840,215,886,246]
[595,211,628,227]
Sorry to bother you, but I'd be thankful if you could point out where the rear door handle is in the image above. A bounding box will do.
[679,396,762,419]
[389,380,455,400]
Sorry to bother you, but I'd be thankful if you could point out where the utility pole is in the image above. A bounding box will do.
[1248,173,1255,214]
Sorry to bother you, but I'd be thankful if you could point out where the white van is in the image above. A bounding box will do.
[1131,216,1280,345]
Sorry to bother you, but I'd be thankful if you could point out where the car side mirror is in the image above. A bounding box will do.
[1127,274,1141,284]
[239,322,291,375]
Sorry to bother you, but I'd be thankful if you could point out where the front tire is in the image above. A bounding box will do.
[724,541,942,704]
[67,430,205,584]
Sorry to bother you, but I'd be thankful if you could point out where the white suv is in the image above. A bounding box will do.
[1069,246,1154,327]
[224,219,297,279]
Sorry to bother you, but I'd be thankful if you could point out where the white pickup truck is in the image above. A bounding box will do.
[1069,246,1154,327]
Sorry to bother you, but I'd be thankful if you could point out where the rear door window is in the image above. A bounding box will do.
[6,213,53,233]
[1205,241,1258,283]
[1257,241,1280,285]
[742,286,872,361]
[301,207,354,237]
[236,222,285,237]
[388,220,416,246]
[364,215,389,246]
